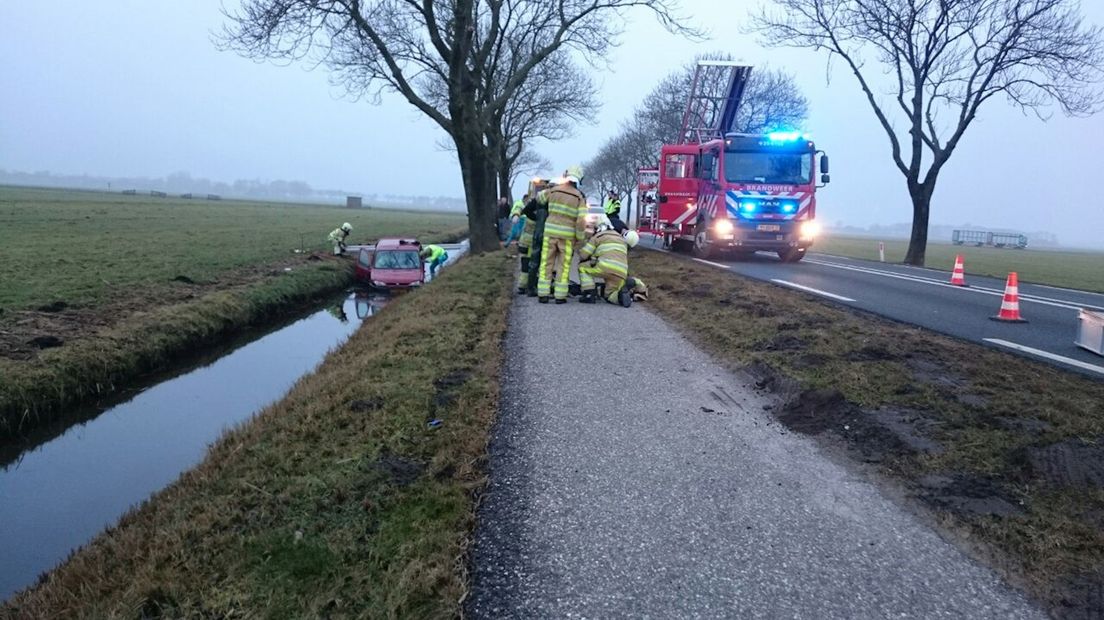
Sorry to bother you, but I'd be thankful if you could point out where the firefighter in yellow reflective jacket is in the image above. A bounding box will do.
[420,244,449,278]
[536,166,587,303]
[578,228,640,307]
[329,222,353,255]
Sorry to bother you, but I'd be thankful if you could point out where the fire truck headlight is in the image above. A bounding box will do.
[713,219,734,236]
[799,221,821,239]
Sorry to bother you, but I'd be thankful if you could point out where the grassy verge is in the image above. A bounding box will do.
[816,234,1104,292]
[635,250,1104,618]
[0,259,352,439]
[2,251,514,618]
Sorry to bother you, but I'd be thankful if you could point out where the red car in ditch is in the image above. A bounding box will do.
[356,238,425,290]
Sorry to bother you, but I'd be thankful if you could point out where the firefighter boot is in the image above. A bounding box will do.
[568,282,582,297]
[539,296,550,304]
[579,290,597,304]
[618,289,633,308]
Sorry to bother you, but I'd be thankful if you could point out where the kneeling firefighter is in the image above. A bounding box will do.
[578,225,640,307]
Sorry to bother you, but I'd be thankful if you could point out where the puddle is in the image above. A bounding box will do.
[0,292,385,601]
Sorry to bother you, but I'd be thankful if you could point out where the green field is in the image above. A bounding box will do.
[815,234,1104,293]
[0,186,468,312]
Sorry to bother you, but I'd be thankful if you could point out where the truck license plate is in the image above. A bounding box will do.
[757,224,781,232]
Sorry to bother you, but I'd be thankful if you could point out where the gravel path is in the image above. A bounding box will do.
[466,297,1044,619]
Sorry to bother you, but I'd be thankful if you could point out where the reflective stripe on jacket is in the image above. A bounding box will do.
[537,184,586,241]
[578,230,628,277]
[510,199,525,218]
[329,228,348,243]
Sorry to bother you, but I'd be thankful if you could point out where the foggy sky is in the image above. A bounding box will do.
[3,1,1103,247]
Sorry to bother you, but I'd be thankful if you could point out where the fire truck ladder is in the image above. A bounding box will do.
[678,61,753,144]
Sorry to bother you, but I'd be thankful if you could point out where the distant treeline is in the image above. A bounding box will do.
[0,169,466,211]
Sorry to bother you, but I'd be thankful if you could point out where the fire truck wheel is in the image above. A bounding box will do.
[691,225,714,259]
[778,247,807,263]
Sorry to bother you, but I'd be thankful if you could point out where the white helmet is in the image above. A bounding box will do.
[565,164,585,184]
[622,230,639,248]
[341,222,353,232]
[594,215,613,233]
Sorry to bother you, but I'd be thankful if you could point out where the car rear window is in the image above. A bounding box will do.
[374,250,421,269]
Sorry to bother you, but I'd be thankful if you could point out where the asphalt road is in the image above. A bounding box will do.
[466,297,1043,618]
[643,238,1104,378]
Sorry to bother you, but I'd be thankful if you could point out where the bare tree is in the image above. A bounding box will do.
[220,0,692,252]
[487,50,599,201]
[752,0,1104,265]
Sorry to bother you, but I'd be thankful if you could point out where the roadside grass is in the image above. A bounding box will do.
[635,250,1104,617]
[816,234,1104,293]
[1,251,514,619]
[0,185,467,312]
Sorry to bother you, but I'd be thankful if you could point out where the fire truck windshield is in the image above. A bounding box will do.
[724,151,812,185]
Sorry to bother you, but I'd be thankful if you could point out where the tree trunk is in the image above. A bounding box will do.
[454,131,500,253]
[903,182,932,266]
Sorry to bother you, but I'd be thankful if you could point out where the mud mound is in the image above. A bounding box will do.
[29,335,63,349]
[171,275,196,284]
[349,397,384,413]
[432,369,472,409]
[778,389,851,434]
[36,301,68,313]
[777,390,940,463]
[919,474,1024,517]
[372,453,425,487]
[756,333,807,352]
[1021,439,1104,489]
[846,344,898,362]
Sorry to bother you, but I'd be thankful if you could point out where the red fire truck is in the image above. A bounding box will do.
[639,62,830,262]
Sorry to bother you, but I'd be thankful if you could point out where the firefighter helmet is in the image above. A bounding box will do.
[622,230,639,248]
[565,164,585,184]
[341,222,353,232]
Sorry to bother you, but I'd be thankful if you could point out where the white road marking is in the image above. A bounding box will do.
[806,258,1103,311]
[983,339,1104,376]
[770,279,856,302]
[692,258,731,270]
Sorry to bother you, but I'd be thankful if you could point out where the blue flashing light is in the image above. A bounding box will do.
[741,201,758,212]
[767,130,803,142]
[782,202,797,213]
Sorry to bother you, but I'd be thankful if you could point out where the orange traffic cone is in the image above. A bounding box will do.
[990,272,1027,323]
[950,254,967,286]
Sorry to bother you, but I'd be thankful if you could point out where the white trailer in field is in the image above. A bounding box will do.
[951,229,1028,249]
